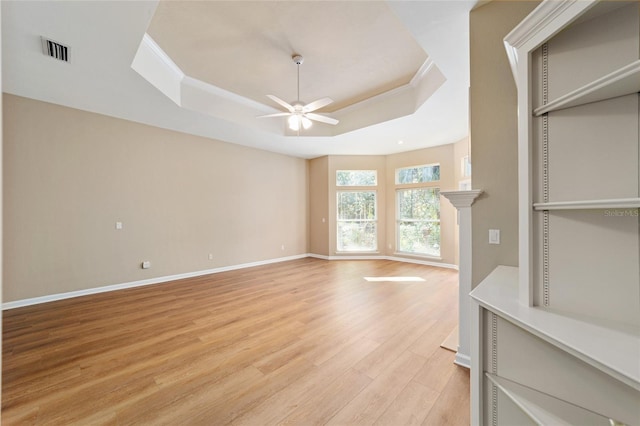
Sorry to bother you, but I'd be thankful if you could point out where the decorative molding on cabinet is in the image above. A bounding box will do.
[541,44,551,309]
[542,211,550,307]
[490,313,498,426]
[503,1,597,80]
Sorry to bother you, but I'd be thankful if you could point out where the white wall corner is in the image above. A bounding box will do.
[131,33,184,106]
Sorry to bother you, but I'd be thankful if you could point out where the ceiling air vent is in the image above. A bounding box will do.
[41,37,69,62]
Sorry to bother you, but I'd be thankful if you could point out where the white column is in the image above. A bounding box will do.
[441,190,482,368]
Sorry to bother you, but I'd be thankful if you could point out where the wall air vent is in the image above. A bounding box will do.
[41,37,69,62]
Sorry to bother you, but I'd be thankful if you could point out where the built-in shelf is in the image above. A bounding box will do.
[533,60,640,116]
[480,1,640,424]
[470,266,640,392]
[485,373,612,426]
[533,198,640,210]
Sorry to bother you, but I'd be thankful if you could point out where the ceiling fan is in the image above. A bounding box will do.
[258,55,339,131]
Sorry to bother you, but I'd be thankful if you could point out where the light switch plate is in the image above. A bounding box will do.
[489,229,500,244]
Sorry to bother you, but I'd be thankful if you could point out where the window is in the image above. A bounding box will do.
[395,164,440,256]
[396,164,440,184]
[336,170,377,186]
[458,156,472,190]
[397,188,441,257]
[461,155,471,178]
[337,191,377,252]
[336,170,377,252]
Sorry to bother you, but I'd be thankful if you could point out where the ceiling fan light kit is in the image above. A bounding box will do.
[258,54,339,132]
[288,115,312,131]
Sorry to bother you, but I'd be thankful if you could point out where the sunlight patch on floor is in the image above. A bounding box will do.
[363,276,426,282]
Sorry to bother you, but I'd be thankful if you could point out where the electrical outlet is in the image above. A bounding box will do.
[281,245,285,251]
[141,261,151,269]
[115,221,123,230]
[208,253,214,260]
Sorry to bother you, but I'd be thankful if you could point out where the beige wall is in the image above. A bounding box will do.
[470,1,541,286]
[308,156,329,256]
[3,94,308,302]
[4,93,468,303]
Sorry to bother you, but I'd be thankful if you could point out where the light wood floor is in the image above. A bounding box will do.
[3,258,469,425]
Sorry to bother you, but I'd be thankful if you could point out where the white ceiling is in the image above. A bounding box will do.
[1,1,478,159]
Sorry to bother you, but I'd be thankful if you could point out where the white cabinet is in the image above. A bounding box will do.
[471,2,640,425]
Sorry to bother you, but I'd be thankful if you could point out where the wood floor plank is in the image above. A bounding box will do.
[374,381,440,426]
[326,351,428,425]
[422,365,471,426]
[2,258,468,425]
[122,365,265,425]
[276,368,373,425]
[353,319,437,379]
[413,345,457,393]
[198,354,317,425]
[231,336,381,426]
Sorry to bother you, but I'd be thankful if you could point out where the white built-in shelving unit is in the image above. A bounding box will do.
[470,1,640,425]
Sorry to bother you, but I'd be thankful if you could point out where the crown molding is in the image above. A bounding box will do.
[410,57,435,87]
[503,0,597,81]
[141,33,184,79]
[504,1,577,49]
[131,33,184,105]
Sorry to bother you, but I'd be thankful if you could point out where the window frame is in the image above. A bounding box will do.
[336,189,378,253]
[335,168,378,253]
[395,163,440,185]
[461,155,472,178]
[394,164,441,258]
[336,170,378,187]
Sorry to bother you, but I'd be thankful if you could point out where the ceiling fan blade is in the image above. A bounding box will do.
[257,112,291,118]
[306,113,339,126]
[266,95,295,113]
[303,97,334,113]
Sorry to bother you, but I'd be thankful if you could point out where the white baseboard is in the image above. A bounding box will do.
[309,253,458,271]
[307,253,330,260]
[2,254,308,310]
[329,255,384,260]
[386,256,458,270]
[454,352,471,369]
[3,253,458,310]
